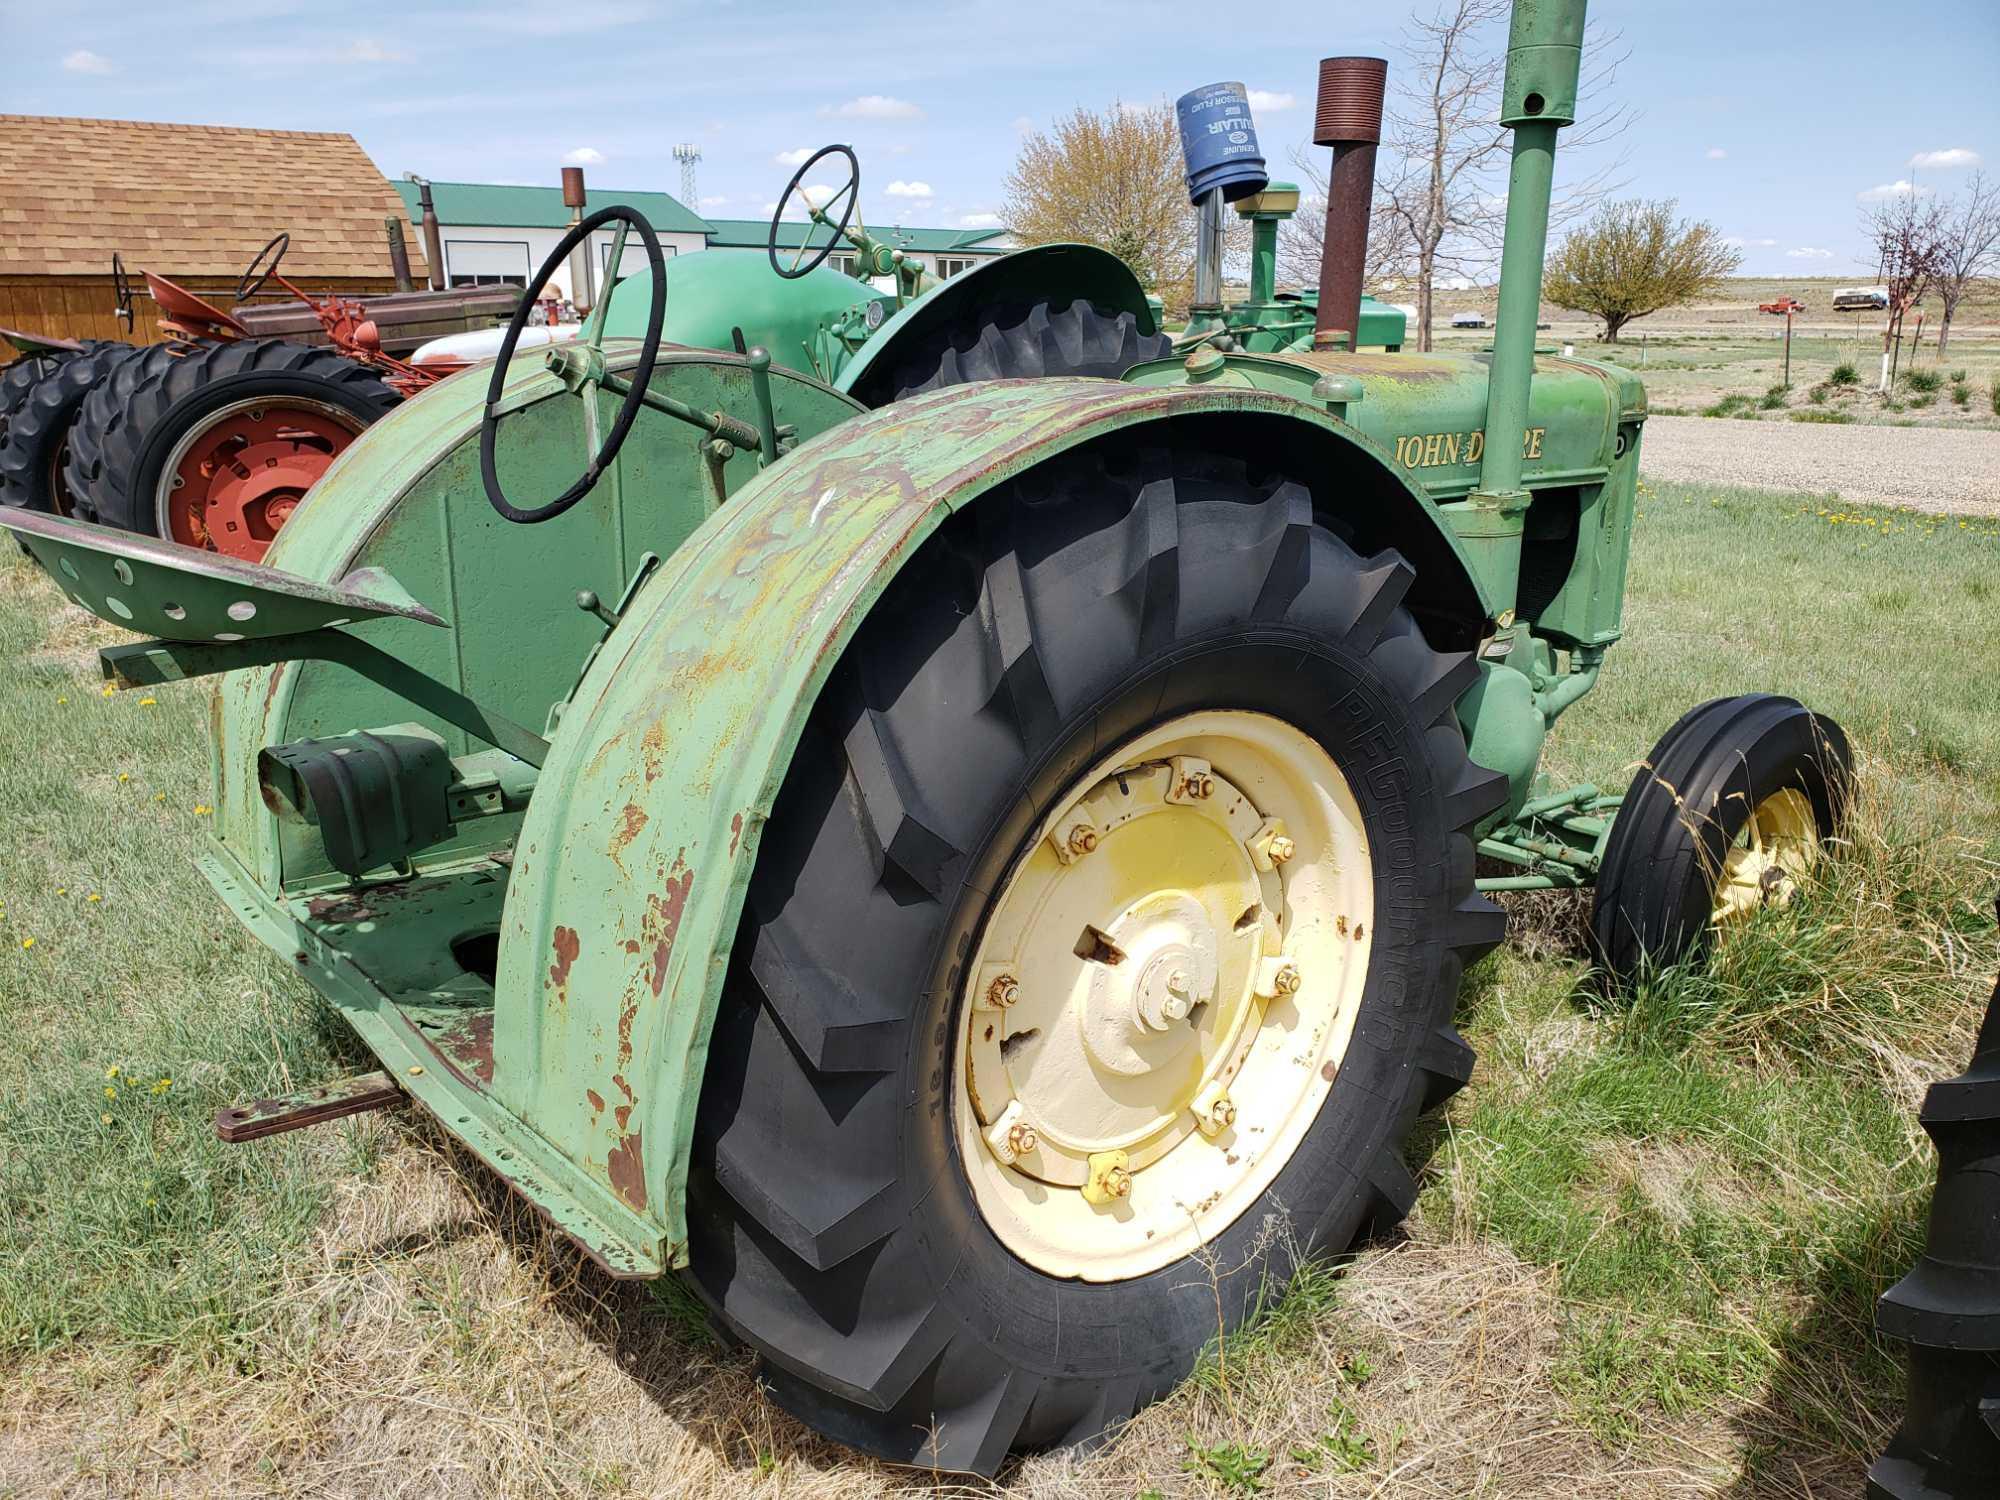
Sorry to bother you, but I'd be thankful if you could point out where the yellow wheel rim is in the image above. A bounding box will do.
[953,711,1373,1281]
[1711,787,1819,927]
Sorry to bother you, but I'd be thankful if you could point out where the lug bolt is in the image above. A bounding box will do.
[1268,835,1296,865]
[1067,825,1099,856]
[1274,963,1302,995]
[1083,1149,1133,1205]
[986,973,1020,1008]
[1104,1165,1132,1198]
[1194,1091,1236,1137]
[1184,773,1215,800]
[1007,1121,1038,1156]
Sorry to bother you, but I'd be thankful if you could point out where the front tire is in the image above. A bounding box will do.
[1590,693,1851,983]
[686,433,1507,1473]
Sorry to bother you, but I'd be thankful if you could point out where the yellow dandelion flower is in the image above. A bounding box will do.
[117,772,129,783]
[57,696,68,706]
[154,792,165,802]
[104,1085,117,1100]
[194,804,212,816]
[87,892,101,903]
[20,937,34,950]
[56,887,66,895]
[100,1113,113,1126]
[106,1066,119,1079]
[100,684,115,698]
[152,1078,171,1095]
[137,697,157,707]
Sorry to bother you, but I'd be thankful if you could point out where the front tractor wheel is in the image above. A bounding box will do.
[1590,693,1852,983]
[688,436,1507,1474]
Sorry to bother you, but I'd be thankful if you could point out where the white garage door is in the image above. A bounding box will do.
[444,239,531,287]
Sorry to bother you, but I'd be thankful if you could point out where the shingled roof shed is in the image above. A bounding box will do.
[0,114,426,347]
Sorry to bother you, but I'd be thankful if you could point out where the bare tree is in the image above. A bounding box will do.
[1276,149,1418,291]
[1375,0,1633,350]
[1931,172,2000,355]
[1863,190,1949,389]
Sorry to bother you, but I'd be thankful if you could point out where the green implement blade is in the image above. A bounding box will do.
[0,509,446,640]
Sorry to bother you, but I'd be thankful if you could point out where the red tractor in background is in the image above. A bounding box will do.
[1759,295,1808,315]
[1,237,521,562]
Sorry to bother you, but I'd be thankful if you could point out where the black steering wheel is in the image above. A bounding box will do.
[236,232,290,303]
[768,144,860,280]
[111,253,135,332]
[479,204,666,525]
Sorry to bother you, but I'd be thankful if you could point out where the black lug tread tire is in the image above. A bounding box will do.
[62,338,397,538]
[1589,692,1852,984]
[62,343,181,526]
[686,431,1507,1475]
[1868,928,2000,1499]
[867,298,1173,406]
[0,341,141,517]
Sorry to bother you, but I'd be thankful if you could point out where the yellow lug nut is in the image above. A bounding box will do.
[1268,834,1295,864]
[985,973,1020,1009]
[1083,1149,1132,1206]
[1066,824,1099,857]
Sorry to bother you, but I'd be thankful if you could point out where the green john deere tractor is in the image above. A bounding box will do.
[1,0,1851,1474]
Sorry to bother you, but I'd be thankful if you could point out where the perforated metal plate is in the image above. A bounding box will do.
[1,509,445,641]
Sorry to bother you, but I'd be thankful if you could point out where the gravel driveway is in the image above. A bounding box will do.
[1638,415,2000,517]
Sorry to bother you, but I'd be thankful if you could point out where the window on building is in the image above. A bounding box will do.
[449,273,526,288]
[829,253,859,277]
[935,257,976,279]
[599,238,676,279]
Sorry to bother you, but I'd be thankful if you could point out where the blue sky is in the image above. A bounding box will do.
[8,0,1996,276]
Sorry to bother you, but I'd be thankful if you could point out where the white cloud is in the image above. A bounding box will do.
[1909,147,1981,170]
[774,147,812,166]
[62,48,113,74]
[1247,89,1295,112]
[335,39,408,63]
[1723,236,1778,248]
[885,180,932,199]
[563,146,605,165]
[699,195,730,208]
[1786,246,1835,260]
[1858,180,1932,201]
[1705,147,1727,160]
[824,94,922,121]
[958,211,1003,229]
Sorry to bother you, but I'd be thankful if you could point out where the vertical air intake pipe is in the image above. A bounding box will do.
[1312,56,1388,352]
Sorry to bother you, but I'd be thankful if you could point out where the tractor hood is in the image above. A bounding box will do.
[1124,346,1646,500]
[600,248,890,380]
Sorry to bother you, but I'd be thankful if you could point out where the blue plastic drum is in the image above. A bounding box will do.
[1175,82,1269,205]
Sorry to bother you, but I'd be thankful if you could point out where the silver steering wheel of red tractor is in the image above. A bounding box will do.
[479,204,666,525]
[236,232,290,303]
[769,144,859,279]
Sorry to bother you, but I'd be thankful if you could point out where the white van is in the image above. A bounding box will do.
[1831,287,1890,312]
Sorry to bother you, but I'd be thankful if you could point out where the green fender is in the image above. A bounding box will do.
[834,242,1158,406]
[492,378,1497,1265]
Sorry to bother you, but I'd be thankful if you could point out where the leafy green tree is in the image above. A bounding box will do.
[1543,198,1741,342]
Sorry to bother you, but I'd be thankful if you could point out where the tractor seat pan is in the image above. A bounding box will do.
[0,508,444,641]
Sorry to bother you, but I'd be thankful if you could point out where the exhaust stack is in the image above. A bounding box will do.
[1311,56,1387,352]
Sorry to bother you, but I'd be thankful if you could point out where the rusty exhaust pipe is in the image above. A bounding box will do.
[1312,56,1387,352]
[405,174,446,292]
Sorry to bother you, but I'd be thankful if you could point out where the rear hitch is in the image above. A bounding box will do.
[215,1070,406,1142]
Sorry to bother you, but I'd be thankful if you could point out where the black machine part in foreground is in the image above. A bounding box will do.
[1870,907,2000,1498]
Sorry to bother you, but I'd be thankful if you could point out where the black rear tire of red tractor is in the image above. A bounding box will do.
[0,340,139,519]
[685,431,1508,1475]
[1589,693,1852,984]
[63,339,398,544]
[62,342,179,527]
[860,298,1174,406]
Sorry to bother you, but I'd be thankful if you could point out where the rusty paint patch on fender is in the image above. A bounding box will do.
[549,925,581,993]
[609,801,649,870]
[606,1129,647,1211]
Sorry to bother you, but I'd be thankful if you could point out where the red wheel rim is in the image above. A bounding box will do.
[160,401,363,562]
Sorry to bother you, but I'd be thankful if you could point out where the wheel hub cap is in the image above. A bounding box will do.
[1712,786,1819,926]
[954,711,1374,1281]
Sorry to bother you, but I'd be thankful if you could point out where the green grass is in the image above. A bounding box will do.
[1829,362,1862,387]
[3,478,1999,1488]
[1901,367,1942,394]
[1791,408,1852,423]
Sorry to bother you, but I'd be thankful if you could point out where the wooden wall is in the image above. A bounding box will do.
[0,274,405,349]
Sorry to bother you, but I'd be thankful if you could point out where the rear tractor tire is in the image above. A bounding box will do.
[0,340,144,520]
[63,338,398,561]
[863,298,1174,405]
[689,435,1508,1474]
[1590,693,1851,983]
